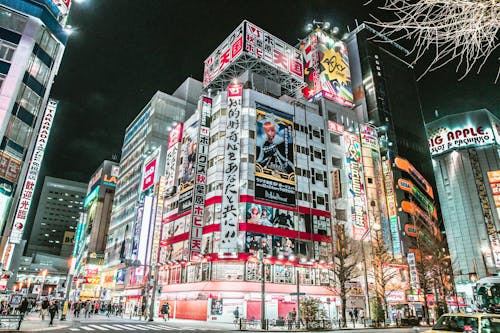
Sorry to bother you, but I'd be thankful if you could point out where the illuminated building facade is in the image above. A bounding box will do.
[71,160,119,301]
[25,176,85,257]
[426,109,500,297]
[104,81,200,309]
[0,0,72,268]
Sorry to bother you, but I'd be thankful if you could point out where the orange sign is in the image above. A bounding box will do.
[395,157,434,200]
[401,201,441,241]
[404,224,418,238]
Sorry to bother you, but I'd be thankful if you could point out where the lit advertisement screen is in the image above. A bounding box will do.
[177,122,198,214]
[300,30,354,107]
[254,103,295,207]
[344,132,368,240]
[427,110,498,156]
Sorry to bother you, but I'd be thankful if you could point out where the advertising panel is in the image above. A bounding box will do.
[178,122,198,214]
[255,103,295,207]
[487,170,500,207]
[63,231,75,245]
[328,120,344,135]
[407,252,420,292]
[344,132,368,240]
[220,84,243,254]
[151,177,166,266]
[395,157,434,200]
[300,30,354,107]
[382,159,401,255]
[203,22,244,87]
[10,99,58,244]
[203,21,304,88]
[0,152,21,183]
[142,158,157,191]
[398,178,438,221]
[360,124,379,152]
[401,201,440,240]
[244,21,303,80]
[246,203,295,229]
[427,110,497,156]
[189,97,212,260]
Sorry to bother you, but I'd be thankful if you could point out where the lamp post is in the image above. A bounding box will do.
[40,269,47,299]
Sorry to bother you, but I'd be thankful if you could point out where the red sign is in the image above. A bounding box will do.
[327,120,344,134]
[142,159,157,191]
[168,123,183,149]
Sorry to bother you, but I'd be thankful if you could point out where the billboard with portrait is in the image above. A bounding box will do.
[245,203,295,230]
[255,103,295,206]
[300,30,354,107]
[178,122,198,214]
[245,233,272,255]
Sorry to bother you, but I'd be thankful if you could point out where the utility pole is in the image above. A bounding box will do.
[260,250,266,330]
[296,269,301,329]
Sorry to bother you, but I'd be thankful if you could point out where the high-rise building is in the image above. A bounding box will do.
[0,0,72,268]
[426,109,500,299]
[70,160,119,301]
[25,176,86,257]
[103,81,200,305]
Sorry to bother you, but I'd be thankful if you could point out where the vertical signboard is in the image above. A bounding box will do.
[382,159,401,255]
[189,97,212,260]
[300,30,354,107]
[344,132,368,240]
[178,122,198,214]
[142,159,157,192]
[407,252,420,292]
[10,99,58,244]
[220,84,243,254]
[254,103,295,206]
[164,123,183,218]
[151,176,166,266]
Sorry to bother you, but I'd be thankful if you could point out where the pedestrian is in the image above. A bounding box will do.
[19,297,29,316]
[94,301,99,314]
[140,303,146,320]
[40,298,49,320]
[133,304,138,317]
[74,301,81,318]
[161,303,169,321]
[288,308,296,329]
[359,308,365,326]
[106,303,112,317]
[354,308,359,323]
[85,301,91,318]
[48,301,58,326]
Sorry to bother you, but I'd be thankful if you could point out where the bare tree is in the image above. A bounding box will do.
[331,224,360,327]
[366,0,500,82]
[371,229,400,326]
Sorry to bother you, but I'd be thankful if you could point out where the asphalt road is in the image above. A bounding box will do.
[37,321,429,333]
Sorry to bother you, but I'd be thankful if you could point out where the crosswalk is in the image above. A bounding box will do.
[69,323,219,331]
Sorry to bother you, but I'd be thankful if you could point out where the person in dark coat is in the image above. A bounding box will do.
[19,298,29,315]
[48,301,59,326]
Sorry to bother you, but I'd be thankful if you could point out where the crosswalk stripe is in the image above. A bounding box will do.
[108,324,135,330]
[122,324,143,330]
[101,324,116,330]
[136,324,159,330]
[87,324,109,330]
[80,327,95,331]
[69,329,80,331]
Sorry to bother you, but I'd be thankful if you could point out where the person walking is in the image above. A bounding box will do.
[48,301,58,326]
[18,298,29,316]
[40,298,50,320]
[288,308,296,329]
[160,303,170,321]
[85,301,92,318]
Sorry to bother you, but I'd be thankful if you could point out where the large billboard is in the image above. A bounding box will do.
[177,122,198,214]
[300,30,354,107]
[220,84,243,254]
[427,110,498,156]
[203,21,303,87]
[10,99,58,244]
[398,178,438,221]
[189,97,212,260]
[395,157,434,200]
[255,103,295,207]
[344,132,368,240]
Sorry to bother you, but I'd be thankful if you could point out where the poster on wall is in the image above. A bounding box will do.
[210,299,223,316]
[344,132,368,240]
[255,103,295,207]
[178,122,198,214]
[245,233,272,255]
[299,30,354,107]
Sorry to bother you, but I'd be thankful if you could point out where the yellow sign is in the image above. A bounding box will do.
[63,231,74,245]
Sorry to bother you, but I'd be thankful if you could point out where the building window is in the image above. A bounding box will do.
[0,40,16,62]
[6,116,32,147]
[27,55,50,86]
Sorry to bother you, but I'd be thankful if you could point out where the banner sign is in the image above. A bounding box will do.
[220,84,243,254]
[189,97,212,260]
[10,99,58,244]
[360,124,379,152]
[382,159,401,255]
[142,158,157,191]
[344,132,368,240]
[255,103,295,207]
[401,201,440,240]
[395,157,434,200]
[407,252,420,292]
[299,30,354,107]
[328,120,344,135]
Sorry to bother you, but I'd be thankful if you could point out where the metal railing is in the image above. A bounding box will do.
[0,314,23,331]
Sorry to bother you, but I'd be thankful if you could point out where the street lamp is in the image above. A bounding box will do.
[40,269,47,299]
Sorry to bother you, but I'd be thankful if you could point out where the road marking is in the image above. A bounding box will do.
[87,324,109,330]
[99,324,119,330]
[108,324,136,330]
[136,324,160,330]
[80,327,95,331]
[69,329,80,331]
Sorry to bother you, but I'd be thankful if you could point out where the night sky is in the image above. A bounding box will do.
[42,0,499,184]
